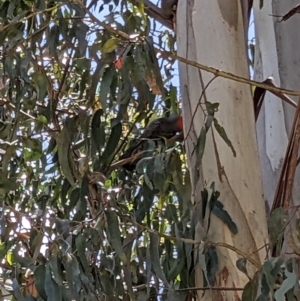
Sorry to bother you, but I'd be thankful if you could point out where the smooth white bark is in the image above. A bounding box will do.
[177,0,268,299]
[254,0,300,253]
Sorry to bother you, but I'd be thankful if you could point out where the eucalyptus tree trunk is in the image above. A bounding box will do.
[176,1,268,299]
[254,0,300,254]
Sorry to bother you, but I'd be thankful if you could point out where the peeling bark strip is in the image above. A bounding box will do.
[254,0,300,257]
[177,0,268,300]
[272,97,300,212]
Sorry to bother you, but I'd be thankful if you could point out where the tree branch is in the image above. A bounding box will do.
[176,286,244,292]
[82,8,300,98]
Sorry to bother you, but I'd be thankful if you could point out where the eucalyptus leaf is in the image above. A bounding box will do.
[45,264,62,301]
[213,118,236,157]
[149,232,169,286]
[105,209,128,264]
[212,200,238,234]
[34,264,47,300]
[274,271,297,301]
[102,37,121,53]
[12,278,24,301]
[195,125,206,166]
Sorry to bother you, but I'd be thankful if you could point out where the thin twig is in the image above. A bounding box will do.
[185,76,218,140]
[0,2,69,31]
[210,242,261,269]
[79,6,300,98]
[176,286,244,292]
[129,219,261,269]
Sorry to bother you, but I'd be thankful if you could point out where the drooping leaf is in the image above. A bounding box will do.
[267,207,286,250]
[201,188,209,220]
[12,278,24,301]
[236,258,248,276]
[99,268,114,296]
[32,72,48,102]
[49,247,64,287]
[262,257,284,290]
[99,65,116,110]
[45,264,62,301]
[149,232,169,286]
[73,173,89,221]
[105,209,128,264]
[206,184,219,235]
[167,256,185,282]
[274,271,297,301]
[195,125,207,167]
[205,114,214,132]
[34,264,47,300]
[48,24,60,60]
[134,181,155,223]
[91,109,105,156]
[213,118,236,157]
[212,200,238,234]
[62,254,81,300]
[102,37,121,54]
[198,252,210,287]
[205,246,218,286]
[56,118,78,186]
[75,232,90,274]
[242,279,258,301]
[100,119,122,167]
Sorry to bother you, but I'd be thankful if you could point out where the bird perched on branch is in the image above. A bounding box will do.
[119,115,183,171]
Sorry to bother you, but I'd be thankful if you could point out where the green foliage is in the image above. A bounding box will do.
[0,1,298,301]
[0,1,193,300]
[240,257,299,301]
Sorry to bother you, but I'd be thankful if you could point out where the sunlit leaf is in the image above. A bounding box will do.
[102,37,121,54]
[75,232,90,273]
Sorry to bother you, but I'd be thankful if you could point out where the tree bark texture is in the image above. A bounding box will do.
[254,0,300,255]
[177,0,268,299]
